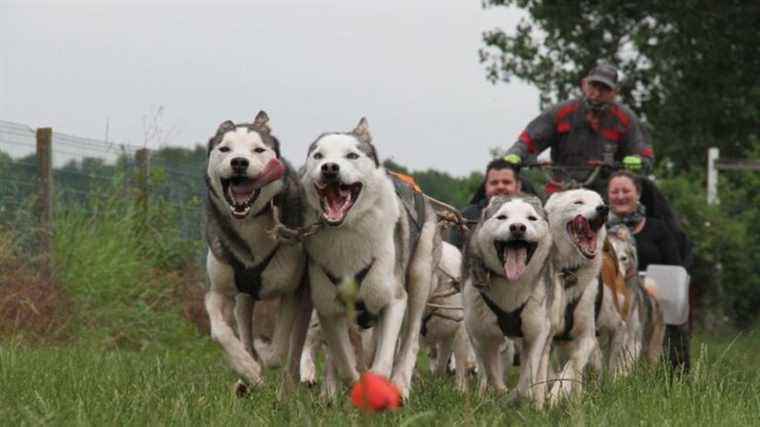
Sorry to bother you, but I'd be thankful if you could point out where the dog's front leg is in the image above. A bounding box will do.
[550,333,596,402]
[516,326,551,406]
[278,282,313,399]
[234,293,256,359]
[267,294,299,369]
[391,230,437,399]
[300,311,320,386]
[370,290,407,378]
[318,312,359,390]
[472,336,507,394]
[206,290,263,387]
[452,325,471,392]
[608,325,632,377]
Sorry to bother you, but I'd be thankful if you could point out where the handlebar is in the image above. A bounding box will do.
[519,160,628,191]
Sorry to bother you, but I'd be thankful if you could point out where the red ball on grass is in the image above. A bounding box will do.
[350,372,402,412]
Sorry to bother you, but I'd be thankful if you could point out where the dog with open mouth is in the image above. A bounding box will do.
[204,111,312,396]
[543,188,608,402]
[462,194,554,407]
[301,117,441,401]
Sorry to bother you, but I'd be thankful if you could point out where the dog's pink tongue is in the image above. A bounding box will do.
[504,247,527,281]
[252,158,285,188]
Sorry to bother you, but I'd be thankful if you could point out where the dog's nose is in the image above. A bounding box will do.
[321,162,340,180]
[231,157,249,173]
[509,223,526,235]
[596,204,609,217]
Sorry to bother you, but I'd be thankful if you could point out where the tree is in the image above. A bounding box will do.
[480,1,760,171]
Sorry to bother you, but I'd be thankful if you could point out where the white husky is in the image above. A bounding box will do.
[544,189,608,401]
[301,118,441,400]
[204,112,311,395]
[462,195,554,406]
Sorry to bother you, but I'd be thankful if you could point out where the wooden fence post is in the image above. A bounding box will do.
[135,148,150,220]
[36,127,54,280]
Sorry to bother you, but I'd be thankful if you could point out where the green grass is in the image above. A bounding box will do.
[2,332,760,426]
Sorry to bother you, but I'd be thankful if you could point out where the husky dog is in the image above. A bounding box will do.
[301,118,441,400]
[544,189,608,401]
[592,231,636,377]
[608,226,665,367]
[421,241,473,392]
[204,112,311,394]
[462,194,553,406]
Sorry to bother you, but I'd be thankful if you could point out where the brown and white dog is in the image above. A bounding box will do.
[608,225,665,368]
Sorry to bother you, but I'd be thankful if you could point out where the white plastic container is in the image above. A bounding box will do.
[642,264,690,325]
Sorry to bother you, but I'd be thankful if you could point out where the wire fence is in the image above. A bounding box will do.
[0,120,206,265]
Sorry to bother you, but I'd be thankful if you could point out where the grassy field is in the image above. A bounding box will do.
[2,331,760,426]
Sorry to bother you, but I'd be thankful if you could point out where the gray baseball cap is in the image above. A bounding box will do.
[586,63,618,89]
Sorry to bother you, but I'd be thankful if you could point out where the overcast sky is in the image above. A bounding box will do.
[1,0,540,177]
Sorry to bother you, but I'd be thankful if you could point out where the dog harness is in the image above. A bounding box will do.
[228,244,281,299]
[480,292,528,338]
[313,258,378,330]
[555,276,604,341]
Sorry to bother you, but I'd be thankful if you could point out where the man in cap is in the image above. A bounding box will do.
[503,63,654,195]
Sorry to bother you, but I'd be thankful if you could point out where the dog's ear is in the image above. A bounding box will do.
[252,110,271,135]
[352,117,372,145]
[207,120,236,155]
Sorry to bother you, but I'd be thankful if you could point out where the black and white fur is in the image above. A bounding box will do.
[301,118,441,400]
[204,111,311,395]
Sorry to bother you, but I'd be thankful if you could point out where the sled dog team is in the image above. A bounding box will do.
[203,111,664,407]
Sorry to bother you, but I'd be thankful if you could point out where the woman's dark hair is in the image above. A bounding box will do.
[608,170,642,194]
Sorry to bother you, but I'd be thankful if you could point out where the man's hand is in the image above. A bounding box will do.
[623,155,643,171]
[503,154,521,165]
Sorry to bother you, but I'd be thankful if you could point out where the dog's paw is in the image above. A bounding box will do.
[233,380,250,398]
[301,378,318,388]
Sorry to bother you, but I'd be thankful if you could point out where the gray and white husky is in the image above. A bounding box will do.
[462,194,554,407]
[204,111,311,395]
[544,189,608,402]
[301,118,441,400]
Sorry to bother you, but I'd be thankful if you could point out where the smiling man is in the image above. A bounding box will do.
[447,158,522,249]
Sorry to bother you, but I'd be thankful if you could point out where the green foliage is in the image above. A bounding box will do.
[52,174,202,350]
[481,1,760,171]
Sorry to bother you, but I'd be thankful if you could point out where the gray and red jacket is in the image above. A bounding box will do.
[506,99,654,179]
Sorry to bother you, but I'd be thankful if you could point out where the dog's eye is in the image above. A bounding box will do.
[313,152,323,160]
[574,200,584,205]
[219,146,231,153]
[496,214,507,220]
[254,147,266,153]
[346,152,360,160]
[528,215,538,221]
